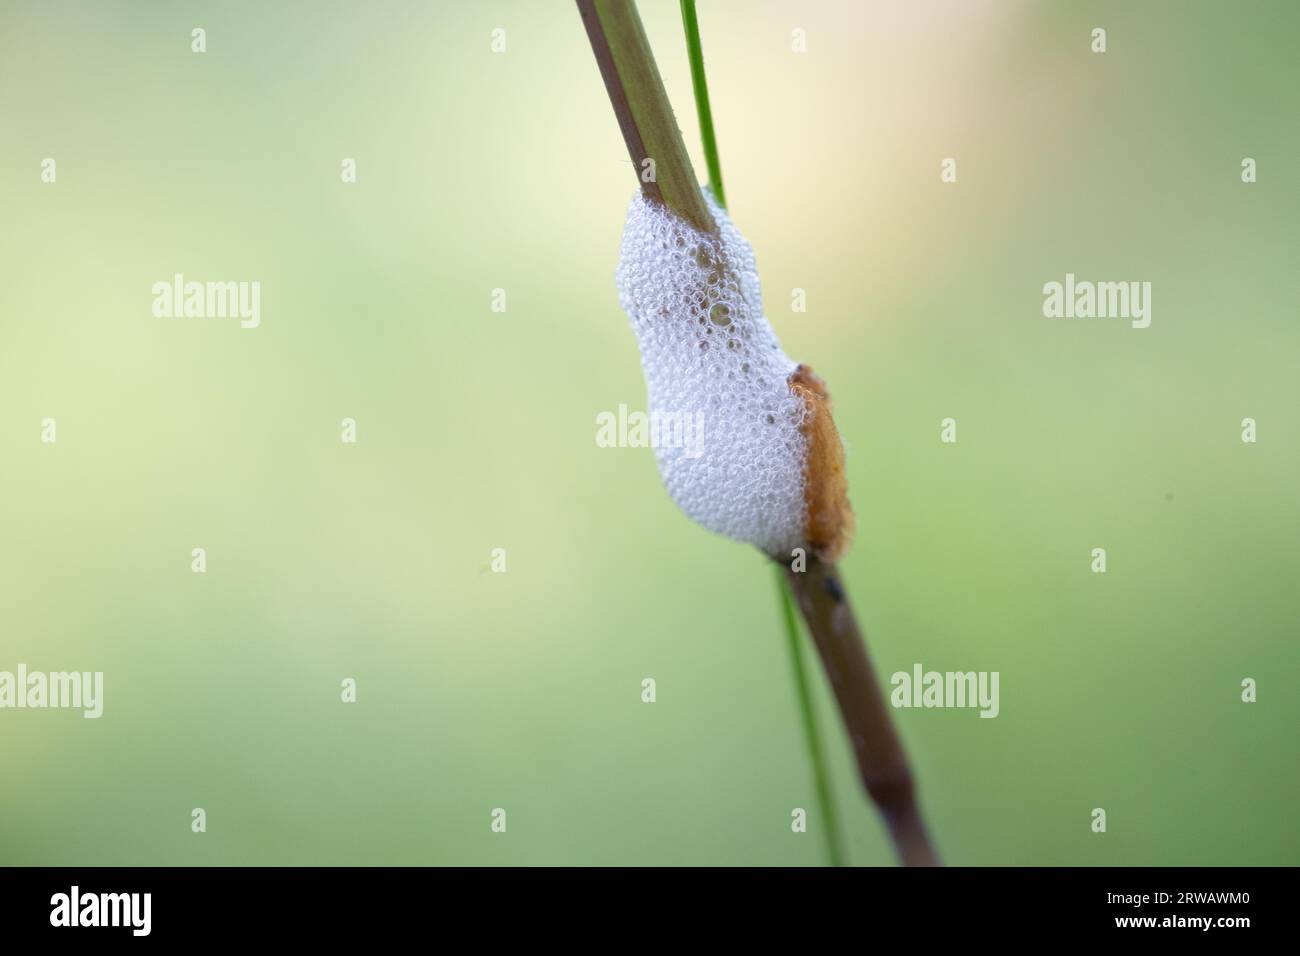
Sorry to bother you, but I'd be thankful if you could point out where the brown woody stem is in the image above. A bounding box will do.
[784,557,939,866]
[576,0,716,234]
[577,0,938,867]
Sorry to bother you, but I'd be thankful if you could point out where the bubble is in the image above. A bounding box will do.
[615,190,808,557]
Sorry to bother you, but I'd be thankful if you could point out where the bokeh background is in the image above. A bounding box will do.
[1,0,1296,866]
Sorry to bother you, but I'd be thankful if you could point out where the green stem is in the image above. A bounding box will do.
[679,0,726,209]
[580,0,934,867]
[776,564,846,866]
[577,0,715,233]
[681,0,842,868]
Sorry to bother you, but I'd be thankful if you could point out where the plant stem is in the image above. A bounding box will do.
[784,558,939,866]
[679,2,843,867]
[576,0,716,234]
[679,0,726,209]
[776,564,846,866]
[576,0,939,867]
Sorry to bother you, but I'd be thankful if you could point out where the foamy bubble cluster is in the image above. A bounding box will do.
[615,190,808,557]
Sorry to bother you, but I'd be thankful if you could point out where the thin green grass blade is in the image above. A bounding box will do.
[776,565,847,866]
[678,0,846,869]
[679,0,727,209]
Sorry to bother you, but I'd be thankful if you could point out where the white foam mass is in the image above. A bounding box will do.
[615,190,808,557]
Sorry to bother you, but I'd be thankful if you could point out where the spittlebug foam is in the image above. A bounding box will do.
[616,190,852,560]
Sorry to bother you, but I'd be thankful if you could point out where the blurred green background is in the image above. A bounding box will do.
[1,0,1296,866]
